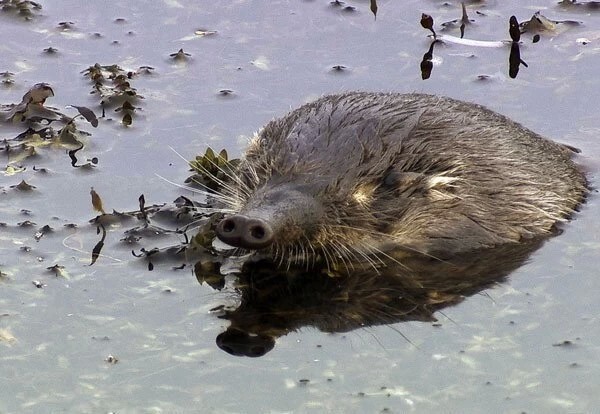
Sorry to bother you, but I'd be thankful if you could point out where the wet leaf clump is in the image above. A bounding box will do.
[1,83,98,167]
[185,147,240,193]
[81,63,152,126]
[0,0,42,20]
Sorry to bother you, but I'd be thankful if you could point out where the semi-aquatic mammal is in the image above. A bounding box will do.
[210,92,586,269]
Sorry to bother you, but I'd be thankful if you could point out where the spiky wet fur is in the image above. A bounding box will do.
[205,92,587,271]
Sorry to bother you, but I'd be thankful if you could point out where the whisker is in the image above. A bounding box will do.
[155,173,239,207]
[167,146,251,201]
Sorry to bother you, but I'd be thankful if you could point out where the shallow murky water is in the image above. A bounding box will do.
[1,1,600,413]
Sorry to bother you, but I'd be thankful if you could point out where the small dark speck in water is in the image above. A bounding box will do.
[552,340,576,347]
[218,89,235,97]
[57,21,75,30]
[105,354,119,364]
[92,336,111,341]
[170,49,191,61]
[331,65,348,72]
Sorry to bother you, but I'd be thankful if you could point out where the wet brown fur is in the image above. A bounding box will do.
[215,92,587,268]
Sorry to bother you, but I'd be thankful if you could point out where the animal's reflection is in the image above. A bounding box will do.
[195,238,545,357]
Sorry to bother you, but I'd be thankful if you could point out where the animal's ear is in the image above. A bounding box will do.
[382,169,459,198]
[383,170,425,188]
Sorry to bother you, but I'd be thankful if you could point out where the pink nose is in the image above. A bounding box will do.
[215,214,274,249]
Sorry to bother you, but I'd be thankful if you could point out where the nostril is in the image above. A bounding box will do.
[221,218,236,233]
[249,225,266,240]
[244,218,273,249]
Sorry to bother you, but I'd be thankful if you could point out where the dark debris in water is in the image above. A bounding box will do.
[169,48,191,61]
[34,224,52,241]
[32,280,44,288]
[557,0,600,11]
[10,180,36,191]
[84,188,207,269]
[520,11,582,35]
[46,264,65,277]
[104,354,119,364]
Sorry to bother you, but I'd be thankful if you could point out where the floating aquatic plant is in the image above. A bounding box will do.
[81,63,153,126]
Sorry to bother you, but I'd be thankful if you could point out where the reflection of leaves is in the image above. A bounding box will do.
[132,247,160,271]
[68,144,85,167]
[194,261,225,290]
[420,40,437,80]
[122,112,132,126]
[90,224,106,266]
[132,247,160,258]
[139,194,148,223]
[440,3,474,39]
[509,40,528,79]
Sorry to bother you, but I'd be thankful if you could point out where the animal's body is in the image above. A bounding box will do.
[212,92,587,269]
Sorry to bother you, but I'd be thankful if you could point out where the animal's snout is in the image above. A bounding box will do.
[215,214,274,249]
